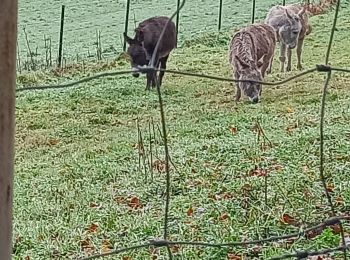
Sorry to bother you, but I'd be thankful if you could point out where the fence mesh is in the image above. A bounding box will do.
[16,0,350,259]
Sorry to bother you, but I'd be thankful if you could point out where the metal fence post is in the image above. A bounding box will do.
[58,5,65,68]
[176,0,181,46]
[251,0,256,24]
[218,0,223,31]
[123,0,131,51]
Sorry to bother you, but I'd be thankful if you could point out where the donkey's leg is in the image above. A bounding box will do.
[234,71,241,102]
[266,55,274,75]
[151,59,161,88]
[296,38,304,70]
[279,43,286,72]
[286,48,292,72]
[158,55,169,87]
[146,72,152,90]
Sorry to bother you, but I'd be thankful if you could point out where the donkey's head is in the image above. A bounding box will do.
[123,30,148,77]
[278,7,305,49]
[235,56,263,104]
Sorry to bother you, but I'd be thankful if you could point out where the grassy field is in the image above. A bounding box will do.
[19,0,288,68]
[14,1,350,260]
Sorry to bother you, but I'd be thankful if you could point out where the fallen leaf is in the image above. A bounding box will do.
[122,256,132,260]
[326,183,334,193]
[127,196,143,210]
[152,160,166,173]
[219,213,230,221]
[230,126,238,135]
[80,238,95,253]
[89,202,100,208]
[330,224,341,234]
[280,213,297,225]
[227,253,242,260]
[114,196,125,204]
[286,123,298,134]
[303,189,312,199]
[302,165,309,173]
[335,196,344,206]
[286,107,294,113]
[170,244,181,254]
[101,239,113,254]
[87,223,99,233]
[48,138,59,146]
[223,193,234,200]
[306,227,324,239]
[250,245,263,255]
[307,255,333,260]
[187,207,193,217]
[248,166,267,177]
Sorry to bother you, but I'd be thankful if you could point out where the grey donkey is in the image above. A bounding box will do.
[229,23,276,103]
[124,16,177,90]
[265,4,312,72]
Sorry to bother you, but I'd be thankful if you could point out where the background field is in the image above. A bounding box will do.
[14,0,350,259]
[19,0,294,68]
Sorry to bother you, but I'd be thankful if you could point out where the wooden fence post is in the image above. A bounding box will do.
[0,0,17,259]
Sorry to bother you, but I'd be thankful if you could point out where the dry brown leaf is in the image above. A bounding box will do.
[326,183,334,193]
[114,196,125,204]
[122,256,132,260]
[152,160,166,173]
[219,213,230,221]
[89,202,100,208]
[230,126,238,135]
[80,238,95,253]
[227,253,242,260]
[87,223,99,233]
[286,107,294,113]
[307,255,333,260]
[48,138,59,146]
[330,223,341,234]
[170,244,181,254]
[335,196,344,206]
[187,207,193,217]
[101,239,113,254]
[248,167,267,177]
[280,213,297,226]
[306,227,324,239]
[127,196,143,210]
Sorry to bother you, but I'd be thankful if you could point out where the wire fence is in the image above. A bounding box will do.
[16,0,350,259]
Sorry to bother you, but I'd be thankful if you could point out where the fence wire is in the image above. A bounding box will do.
[16,0,350,259]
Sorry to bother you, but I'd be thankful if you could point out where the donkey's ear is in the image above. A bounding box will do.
[257,54,266,71]
[135,29,144,42]
[297,7,306,17]
[123,32,138,45]
[284,8,294,20]
[235,55,250,70]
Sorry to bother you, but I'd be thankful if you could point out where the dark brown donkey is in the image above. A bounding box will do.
[123,16,177,90]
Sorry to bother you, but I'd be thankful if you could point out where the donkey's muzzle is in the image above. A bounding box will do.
[132,67,140,78]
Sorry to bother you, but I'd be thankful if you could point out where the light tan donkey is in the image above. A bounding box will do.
[229,23,277,103]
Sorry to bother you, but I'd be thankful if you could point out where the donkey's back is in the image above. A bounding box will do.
[136,16,177,59]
